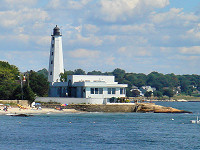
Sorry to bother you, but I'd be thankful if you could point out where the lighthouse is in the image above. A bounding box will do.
[48,25,64,83]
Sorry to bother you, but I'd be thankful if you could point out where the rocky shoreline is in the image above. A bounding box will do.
[0,103,191,115]
[135,103,191,113]
[64,103,192,113]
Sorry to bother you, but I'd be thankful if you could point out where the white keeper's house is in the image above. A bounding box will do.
[49,75,127,99]
[37,25,127,104]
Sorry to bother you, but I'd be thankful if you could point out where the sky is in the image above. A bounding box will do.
[1,0,200,75]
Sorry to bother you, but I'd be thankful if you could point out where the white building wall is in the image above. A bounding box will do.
[36,97,106,104]
[68,75,115,84]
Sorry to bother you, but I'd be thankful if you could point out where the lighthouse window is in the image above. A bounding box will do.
[52,52,53,55]
[52,37,54,40]
[52,44,54,48]
[51,61,53,64]
[50,72,52,75]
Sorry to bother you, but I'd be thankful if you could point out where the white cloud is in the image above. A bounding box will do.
[35,36,50,46]
[105,56,115,65]
[179,46,200,55]
[142,0,169,8]
[0,0,38,10]
[68,49,100,58]
[110,24,156,34]
[47,0,62,9]
[84,24,99,34]
[93,0,169,22]
[151,8,198,26]
[68,34,103,46]
[0,8,49,28]
[0,0,200,74]
[118,46,152,57]
[47,0,91,10]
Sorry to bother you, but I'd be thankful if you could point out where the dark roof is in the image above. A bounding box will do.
[52,25,61,36]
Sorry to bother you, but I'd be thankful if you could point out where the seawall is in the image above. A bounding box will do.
[0,100,30,107]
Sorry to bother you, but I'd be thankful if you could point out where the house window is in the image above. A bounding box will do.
[95,88,98,94]
[108,88,111,94]
[112,88,116,94]
[108,88,116,94]
[99,88,103,94]
[120,88,125,94]
[91,88,103,94]
[91,88,94,94]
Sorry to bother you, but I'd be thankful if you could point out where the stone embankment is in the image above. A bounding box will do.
[63,103,191,113]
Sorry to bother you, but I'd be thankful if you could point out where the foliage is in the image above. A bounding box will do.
[2,60,200,100]
[153,91,163,98]
[144,91,152,98]
[37,68,48,78]
[130,90,140,97]
[74,69,86,75]
[23,85,35,103]
[0,61,20,100]
[87,70,103,75]
[163,89,174,99]
[60,72,67,82]
[28,70,49,97]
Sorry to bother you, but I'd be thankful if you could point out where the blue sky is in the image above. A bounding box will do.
[0,0,200,75]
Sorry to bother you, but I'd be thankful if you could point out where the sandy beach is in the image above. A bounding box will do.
[0,107,81,115]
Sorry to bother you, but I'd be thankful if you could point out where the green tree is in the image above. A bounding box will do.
[12,85,22,100]
[144,91,152,99]
[74,69,86,75]
[130,90,140,97]
[87,70,102,75]
[65,70,74,75]
[23,85,35,103]
[153,91,163,98]
[60,72,67,82]
[0,61,20,99]
[163,89,174,99]
[146,72,168,91]
[29,70,49,97]
[37,68,48,78]
[112,68,126,82]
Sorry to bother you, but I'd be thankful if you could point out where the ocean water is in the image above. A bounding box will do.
[0,102,200,150]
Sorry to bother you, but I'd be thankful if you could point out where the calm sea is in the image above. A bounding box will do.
[0,102,200,150]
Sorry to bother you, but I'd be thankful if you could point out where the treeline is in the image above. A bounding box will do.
[60,68,200,97]
[0,61,48,102]
[1,61,200,101]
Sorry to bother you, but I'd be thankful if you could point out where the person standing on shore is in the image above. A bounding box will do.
[3,106,7,112]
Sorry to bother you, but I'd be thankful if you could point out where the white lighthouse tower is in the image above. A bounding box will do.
[48,25,64,83]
